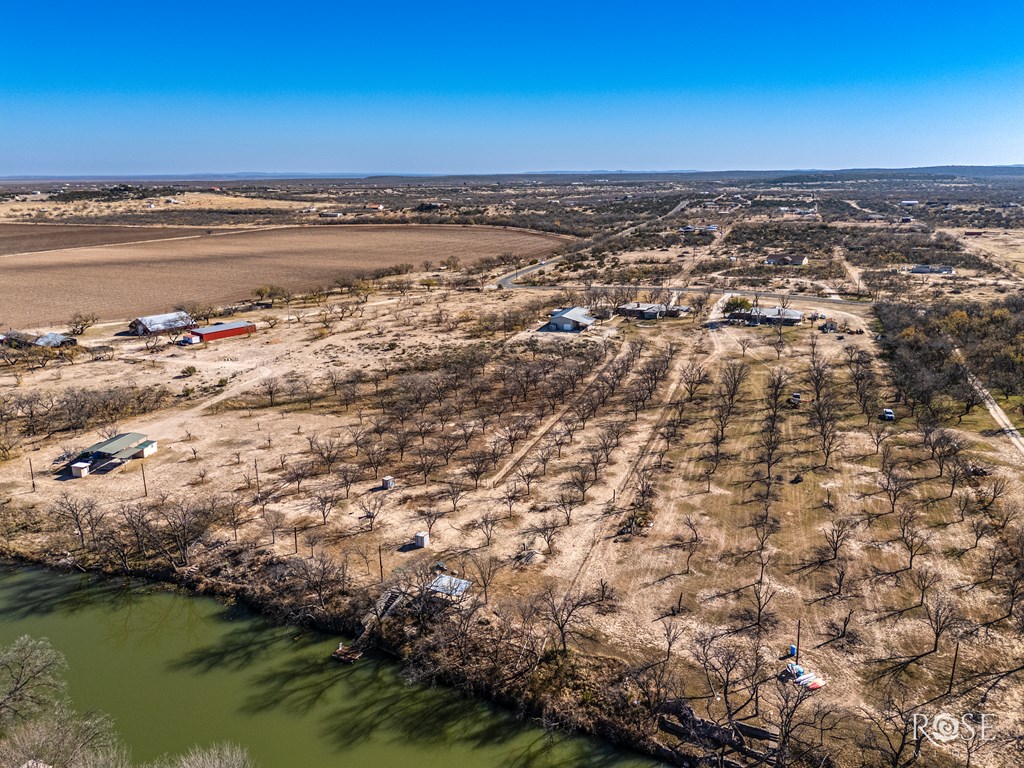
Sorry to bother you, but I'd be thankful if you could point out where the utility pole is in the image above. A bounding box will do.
[28,458,35,492]
[254,458,261,501]
[947,640,960,695]
[378,544,384,582]
[795,619,801,665]
[141,461,148,497]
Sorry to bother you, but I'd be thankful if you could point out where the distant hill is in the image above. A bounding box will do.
[2,165,1022,184]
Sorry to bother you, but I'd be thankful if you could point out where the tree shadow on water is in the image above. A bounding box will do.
[0,567,146,620]
[167,619,326,674]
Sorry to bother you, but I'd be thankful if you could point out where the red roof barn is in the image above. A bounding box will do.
[190,320,256,342]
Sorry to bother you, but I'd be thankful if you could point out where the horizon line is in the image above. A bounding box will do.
[3,163,1024,183]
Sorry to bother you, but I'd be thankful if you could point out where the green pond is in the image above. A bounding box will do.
[0,567,660,767]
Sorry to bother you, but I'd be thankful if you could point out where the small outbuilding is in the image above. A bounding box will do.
[190,320,256,343]
[414,531,430,548]
[0,331,37,349]
[428,574,471,599]
[34,332,77,348]
[73,432,157,475]
[545,307,596,332]
[129,311,194,336]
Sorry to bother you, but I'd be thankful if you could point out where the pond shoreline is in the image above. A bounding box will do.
[0,547,689,766]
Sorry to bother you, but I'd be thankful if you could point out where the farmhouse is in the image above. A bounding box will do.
[729,306,805,326]
[545,307,596,332]
[129,311,195,336]
[190,320,256,343]
[764,254,809,266]
[909,264,955,275]
[616,302,667,320]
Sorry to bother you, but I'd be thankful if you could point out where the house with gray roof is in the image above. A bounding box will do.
[545,307,596,332]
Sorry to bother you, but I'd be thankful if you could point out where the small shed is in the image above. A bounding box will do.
[34,333,77,348]
[414,531,430,548]
[428,574,471,599]
[382,475,396,490]
[71,462,91,478]
[190,320,256,343]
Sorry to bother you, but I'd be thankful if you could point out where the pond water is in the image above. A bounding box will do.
[0,567,660,767]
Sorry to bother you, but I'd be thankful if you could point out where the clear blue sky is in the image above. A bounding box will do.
[3,0,1023,175]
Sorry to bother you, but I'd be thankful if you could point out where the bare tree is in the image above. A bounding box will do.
[467,553,506,603]
[555,491,582,527]
[258,377,282,407]
[469,512,501,547]
[539,585,608,653]
[309,487,339,525]
[0,635,67,725]
[441,478,469,513]
[335,464,360,498]
[415,507,448,537]
[50,493,98,549]
[356,494,386,531]
[309,435,345,474]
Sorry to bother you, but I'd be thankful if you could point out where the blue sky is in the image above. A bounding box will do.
[3,1,1024,175]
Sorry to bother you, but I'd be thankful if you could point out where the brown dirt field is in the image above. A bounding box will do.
[943,227,1024,270]
[0,223,216,256]
[0,224,566,327]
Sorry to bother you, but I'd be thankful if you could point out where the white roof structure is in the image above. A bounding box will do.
[428,574,472,598]
[34,332,75,347]
[618,302,667,313]
[130,311,194,335]
[748,307,804,321]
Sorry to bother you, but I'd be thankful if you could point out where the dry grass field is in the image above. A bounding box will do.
[1,224,565,327]
[3,277,1022,765]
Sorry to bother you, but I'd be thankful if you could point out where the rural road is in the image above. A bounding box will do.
[968,371,1024,459]
[502,278,870,307]
[495,197,871,307]
[496,196,694,290]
